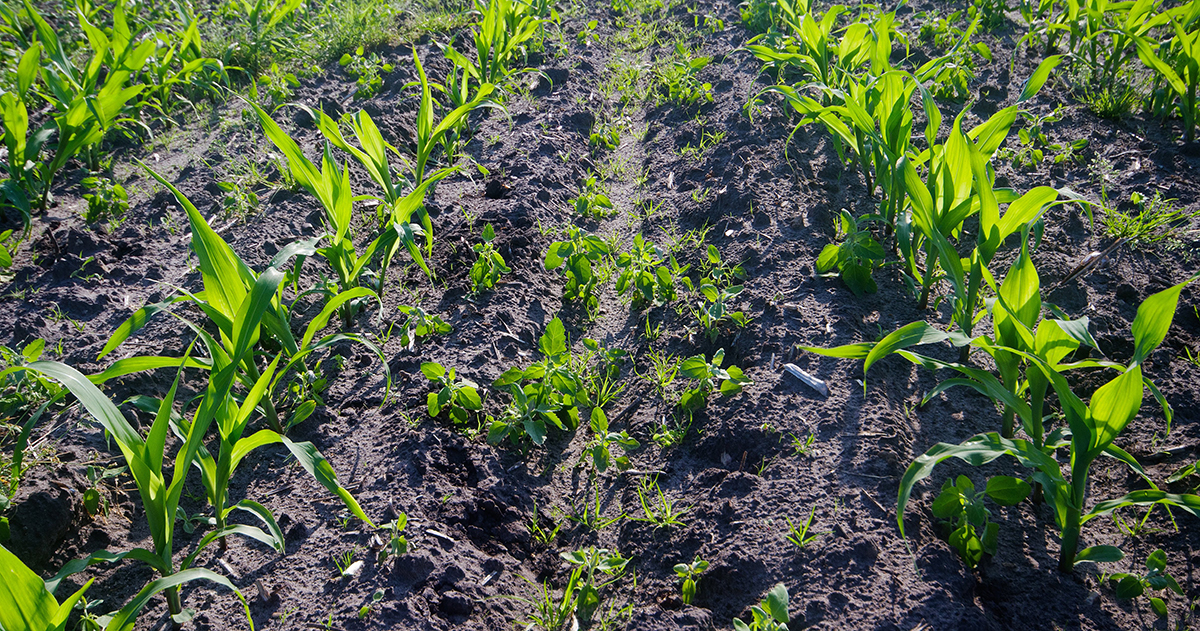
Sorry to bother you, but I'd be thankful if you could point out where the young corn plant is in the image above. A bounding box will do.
[96,178,376,551]
[4,358,254,628]
[1,543,99,631]
[19,0,155,212]
[101,165,389,436]
[893,276,1200,572]
[449,0,547,92]
[1136,12,1200,143]
[254,102,437,306]
[0,44,45,232]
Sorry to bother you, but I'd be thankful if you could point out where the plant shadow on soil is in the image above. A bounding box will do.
[3,0,1200,629]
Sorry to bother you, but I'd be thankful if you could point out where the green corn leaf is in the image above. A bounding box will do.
[97,297,190,360]
[897,433,1056,537]
[1074,545,1124,564]
[229,430,373,528]
[103,568,246,631]
[864,321,949,375]
[1087,366,1144,456]
[1130,274,1199,367]
[1018,55,1064,102]
[1,542,61,631]
[1084,489,1200,523]
[797,341,874,359]
[300,287,377,349]
[89,356,209,384]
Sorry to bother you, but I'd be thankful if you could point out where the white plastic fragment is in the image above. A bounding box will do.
[343,561,364,578]
[426,529,455,543]
[783,363,829,397]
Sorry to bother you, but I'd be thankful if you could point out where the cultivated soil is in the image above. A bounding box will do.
[3,0,1200,629]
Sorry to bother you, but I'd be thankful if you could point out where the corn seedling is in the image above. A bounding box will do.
[893,276,1200,572]
[104,165,388,434]
[470,223,512,293]
[5,358,255,627]
[1138,8,1200,142]
[673,557,708,605]
[1,543,99,631]
[255,102,437,301]
[733,583,790,631]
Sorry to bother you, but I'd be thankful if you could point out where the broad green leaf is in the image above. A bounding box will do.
[985,476,1031,506]
[764,583,789,623]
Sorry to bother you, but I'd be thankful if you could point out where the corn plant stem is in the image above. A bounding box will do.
[165,585,183,626]
[1058,502,1083,572]
[917,251,937,311]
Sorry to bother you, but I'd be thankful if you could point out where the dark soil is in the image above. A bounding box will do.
[3,0,1200,630]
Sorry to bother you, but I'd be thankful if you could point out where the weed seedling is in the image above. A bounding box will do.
[784,504,828,550]
[673,557,709,605]
[582,408,639,473]
[1110,549,1184,619]
[339,46,394,98]
[632,476,689,528]
[470,223,512,293]
[359,589,385,618]
[733,583,790,631]
[422,363,484,429]
[377,515,409,564]
[528,501,562,546]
